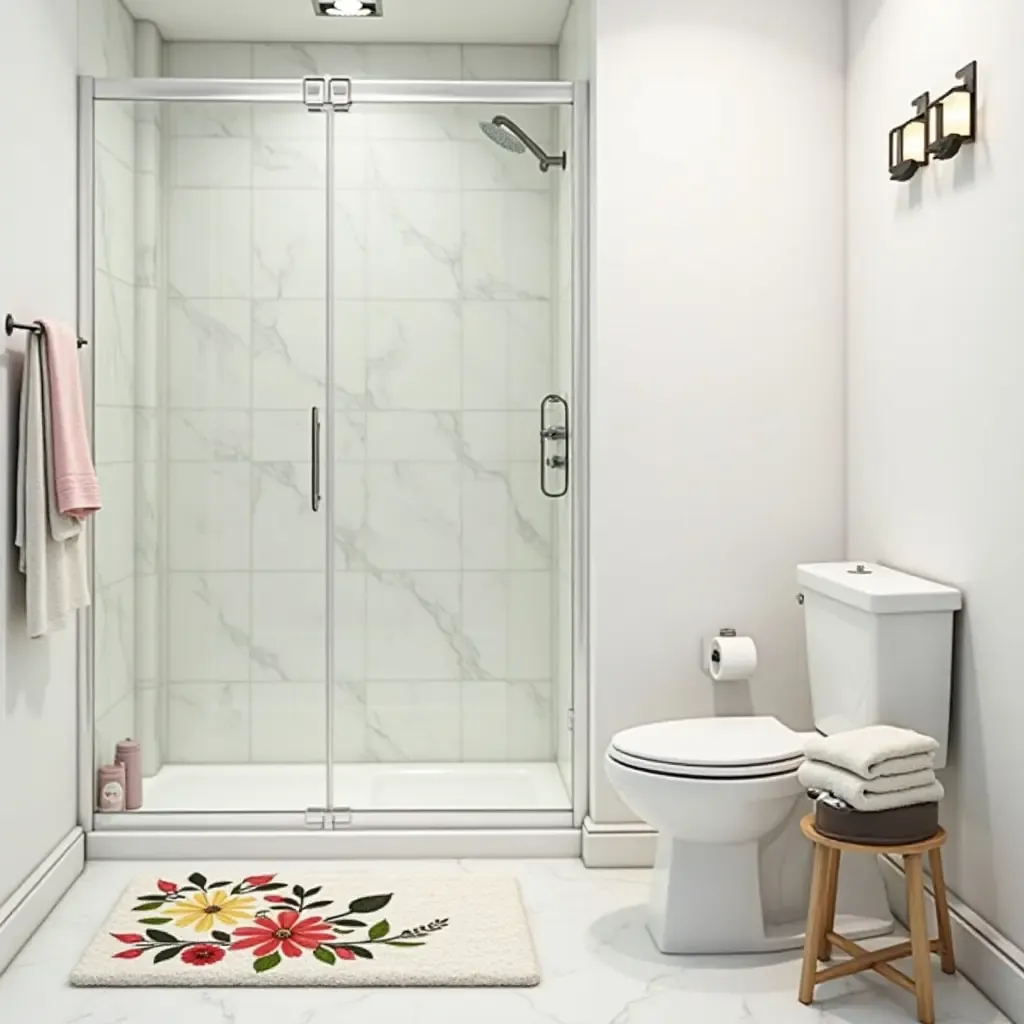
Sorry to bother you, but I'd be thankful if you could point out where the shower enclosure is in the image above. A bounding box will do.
[79,70,588,851]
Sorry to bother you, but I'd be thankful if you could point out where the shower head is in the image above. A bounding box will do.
[480,119,527,155]
[479,115,567,173]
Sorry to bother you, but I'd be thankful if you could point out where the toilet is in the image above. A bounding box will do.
[605,561,962,955]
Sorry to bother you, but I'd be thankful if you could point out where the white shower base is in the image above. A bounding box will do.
[138,761,571,814]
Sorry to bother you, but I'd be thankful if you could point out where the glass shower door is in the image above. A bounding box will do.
[329,93,574,815]
[91,93,334,819]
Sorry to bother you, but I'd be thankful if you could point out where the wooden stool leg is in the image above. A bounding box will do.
[819,848,841,962]
[905,853,936,1024]
[799,844,830,1005]
[928,848,956,975]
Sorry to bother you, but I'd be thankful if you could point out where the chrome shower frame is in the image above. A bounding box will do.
[76,74,592,859]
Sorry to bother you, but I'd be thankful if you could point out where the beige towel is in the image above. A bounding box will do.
[15,333,90,637]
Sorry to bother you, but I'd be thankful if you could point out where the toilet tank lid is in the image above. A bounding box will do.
[797,562,962,614]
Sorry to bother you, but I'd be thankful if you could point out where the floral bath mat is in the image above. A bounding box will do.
[70,871,539,987]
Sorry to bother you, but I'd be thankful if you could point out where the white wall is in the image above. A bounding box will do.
[0,0,80,906]
[589,0,846,822]
[846,0,1024,951]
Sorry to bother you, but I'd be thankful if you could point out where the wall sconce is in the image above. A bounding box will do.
[928,61,977,160]
[889,93,930,181]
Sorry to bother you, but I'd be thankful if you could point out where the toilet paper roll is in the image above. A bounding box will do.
[709,635,758,681]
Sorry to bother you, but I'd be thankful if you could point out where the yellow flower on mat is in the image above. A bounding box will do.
[165,890,256,933]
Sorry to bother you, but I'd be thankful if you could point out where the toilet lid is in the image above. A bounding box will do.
[609,716,804,779]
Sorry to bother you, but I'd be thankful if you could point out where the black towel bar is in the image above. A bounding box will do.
[5,313,88,349]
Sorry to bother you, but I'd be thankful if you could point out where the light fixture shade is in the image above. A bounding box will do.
[889,93,930,182]
[312,0,382,16]
[927,61,977,161]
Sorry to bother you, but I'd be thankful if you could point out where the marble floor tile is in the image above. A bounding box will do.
[0,858,1008,1024]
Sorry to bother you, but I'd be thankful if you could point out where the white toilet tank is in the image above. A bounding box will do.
[797,562,962,769]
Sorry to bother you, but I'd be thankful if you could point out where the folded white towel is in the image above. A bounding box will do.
[798,760,944,813]
[803,725,938,780]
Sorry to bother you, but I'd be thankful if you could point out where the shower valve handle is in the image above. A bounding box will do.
[539,394,570,499]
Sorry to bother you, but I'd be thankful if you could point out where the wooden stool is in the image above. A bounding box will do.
[798,814,955,1024]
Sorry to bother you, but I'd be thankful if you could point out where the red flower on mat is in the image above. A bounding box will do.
[181,945,226,967]
[243,874,276,886]
[231,911,335,959]
[113,948,145,959]
[157,879,178,893]
[264,895,286,903]
[336,948,356,961]
[111,932,144,944]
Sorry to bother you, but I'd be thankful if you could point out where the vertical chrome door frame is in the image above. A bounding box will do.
[570,81,591,829]
[77,76,97,832]
[323,104,337,815]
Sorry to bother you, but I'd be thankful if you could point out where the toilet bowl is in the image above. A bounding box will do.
[605,714,896,955]
[606,715,809,954]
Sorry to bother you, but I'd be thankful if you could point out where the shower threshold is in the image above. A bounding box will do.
[130,761,571,815]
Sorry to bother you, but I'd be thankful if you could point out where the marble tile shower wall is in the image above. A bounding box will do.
[82,0,138,771]
[162,42,561,765]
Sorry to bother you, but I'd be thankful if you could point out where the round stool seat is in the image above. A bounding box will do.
[800,815,947,855]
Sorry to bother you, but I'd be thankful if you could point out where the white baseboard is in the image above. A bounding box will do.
[582,817,656,867]
[86,827,582,861]
[880,854,1024,1023]
[0,828,84,975]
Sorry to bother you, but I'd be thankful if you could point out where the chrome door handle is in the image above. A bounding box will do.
[540,394,569,499]
[311,406,322,512]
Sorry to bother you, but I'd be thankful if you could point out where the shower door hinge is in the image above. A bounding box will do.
[567,709,575,732]
[304,807,354,830]
[303,76,353,113]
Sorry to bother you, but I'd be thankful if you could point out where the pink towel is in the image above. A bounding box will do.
[38,319,101,518]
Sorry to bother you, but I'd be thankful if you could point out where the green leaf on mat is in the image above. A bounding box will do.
[368,920,390,940]
[385,941,426,948]
[328,918,365,928]
[254,952,281,973]
[145,929,178,944]
[208,881,232,890]
[348,894,392,914]
[133,903,163,912]
[153,946,184,964]
[188,872,208,890]
[304,900,333,911]
[314,946,336,965]
[137,917,172,925]
[211,930,232,943]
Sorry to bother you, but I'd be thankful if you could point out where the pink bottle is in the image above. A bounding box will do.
[97,763,126,812]
[115,739,143,810]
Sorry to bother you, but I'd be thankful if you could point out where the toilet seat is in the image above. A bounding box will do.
[608,716,804,779]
